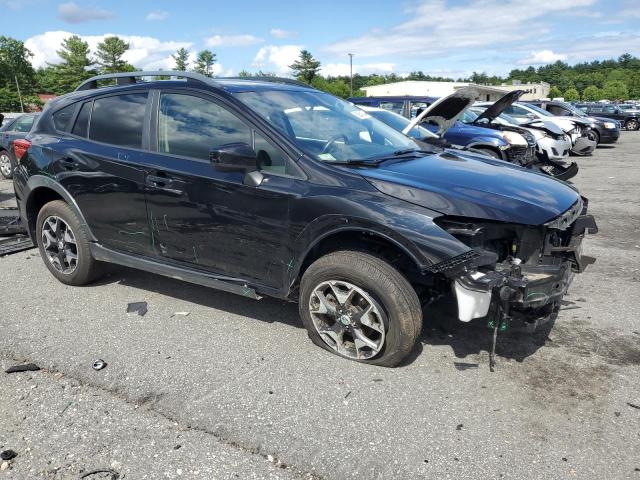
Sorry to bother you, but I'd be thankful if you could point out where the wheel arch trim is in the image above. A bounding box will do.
[24,175,98,242]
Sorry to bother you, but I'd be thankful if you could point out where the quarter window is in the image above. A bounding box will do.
[72,102,91,137]
[89,93,148,148]
[53,105,75,131]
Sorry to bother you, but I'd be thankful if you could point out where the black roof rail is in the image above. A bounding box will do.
[75,70,222,91]
[220,76,313,89]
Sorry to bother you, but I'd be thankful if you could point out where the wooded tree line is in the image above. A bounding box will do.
[1,33,639,112]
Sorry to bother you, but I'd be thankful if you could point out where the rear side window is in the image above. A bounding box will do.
[53,105,76,131]
[90,93,147,148]
[158,93,251,160]
[72,102,91,137]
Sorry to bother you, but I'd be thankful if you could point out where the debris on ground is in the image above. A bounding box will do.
[79,469,120,479]
[92,359,107,371]
[372,378,383,382]
[5,363,40,374]
[344,391,352,399]
[0,450,17,461]
[171,311,190,317]
[126,302,148,316]
[626,402,640,410]
[456,424,464,431]
[454,362,479,371]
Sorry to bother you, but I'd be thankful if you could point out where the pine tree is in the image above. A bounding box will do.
[193,50,216,77]
[96,36,133,74]
[47,35,96,93]
[172,48,189,71]
[289,50,320,84]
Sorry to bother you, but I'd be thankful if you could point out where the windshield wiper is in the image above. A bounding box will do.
[329,148,434,168]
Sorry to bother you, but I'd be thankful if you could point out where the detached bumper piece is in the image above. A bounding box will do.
[0,207,34,256]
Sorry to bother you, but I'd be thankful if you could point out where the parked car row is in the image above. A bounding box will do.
[0,113,39,179]
[8,72,598,369]
[573,102,640,130]
[349,87,635,182]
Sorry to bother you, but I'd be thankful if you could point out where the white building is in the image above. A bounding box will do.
[361,80,550,102]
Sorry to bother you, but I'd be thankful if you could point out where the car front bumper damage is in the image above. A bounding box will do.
[448,207,598,370]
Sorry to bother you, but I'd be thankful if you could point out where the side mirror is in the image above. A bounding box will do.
[210,143,257,171]
[526,113,536,120]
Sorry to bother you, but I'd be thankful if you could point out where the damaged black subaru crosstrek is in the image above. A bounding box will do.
[13,72,597,368]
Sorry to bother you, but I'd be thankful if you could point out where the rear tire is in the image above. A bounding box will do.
[36,200,103,286]
[299,250,423,367]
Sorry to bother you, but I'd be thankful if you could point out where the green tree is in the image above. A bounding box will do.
[583,85,602,101]
[0,35,38,111]
[289,49,320,84]
[311,76,350,98]
[172,47,189,71]
[548,86,562,99]
[194,50,216,77]
[96,36,134,74]
[47,35,96,93]
[564,88,580,101]
[601,80,628,100]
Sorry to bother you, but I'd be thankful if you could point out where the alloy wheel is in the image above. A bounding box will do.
[309,280,387,360]
[41,215,78,274]
[626,119,639,131]
[0,153,11,177]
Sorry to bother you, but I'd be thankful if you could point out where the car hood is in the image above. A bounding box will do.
[521,119,565,136]
[474,90,524,123]
[358,150,579,225]
[403,87,479,137]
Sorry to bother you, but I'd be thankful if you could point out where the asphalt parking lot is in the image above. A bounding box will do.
[1,133,639,479]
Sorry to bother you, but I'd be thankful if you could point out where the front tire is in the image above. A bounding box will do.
[36,200,102,286]
[625,119,639,131]
[299,251,422,367]
[473,147,502,159]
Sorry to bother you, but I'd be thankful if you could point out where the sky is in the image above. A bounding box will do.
[1,0,639,79]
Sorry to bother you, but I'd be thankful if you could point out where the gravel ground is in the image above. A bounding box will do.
[1,133,639,479]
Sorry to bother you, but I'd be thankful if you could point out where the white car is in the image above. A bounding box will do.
[475,101,597,155]
[468,106,572,162]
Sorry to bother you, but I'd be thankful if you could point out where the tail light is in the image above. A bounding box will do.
[13,139,31,163]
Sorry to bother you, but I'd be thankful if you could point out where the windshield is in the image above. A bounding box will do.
[460,110,478,123]
[367,109,437,139]
[523,103,553,117]
[558,102,587,117]
[234,89,417,163]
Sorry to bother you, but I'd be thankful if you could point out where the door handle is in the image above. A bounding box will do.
[146,173,184,195]
[146,174,174,187]
[60,158,79,171]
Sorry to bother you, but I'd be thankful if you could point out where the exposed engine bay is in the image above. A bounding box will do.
[431,197,598,370]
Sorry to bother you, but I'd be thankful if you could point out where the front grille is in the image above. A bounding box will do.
[508,145,536,165]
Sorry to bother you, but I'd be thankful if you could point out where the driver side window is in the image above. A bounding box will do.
[159,93,251,160]
[159,93,291,174]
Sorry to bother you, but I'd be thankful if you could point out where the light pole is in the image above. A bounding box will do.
[348,53,354,97]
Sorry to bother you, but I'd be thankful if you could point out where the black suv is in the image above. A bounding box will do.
[528,100,620,144]
[574,103,639,131]
[13,71,597,368]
